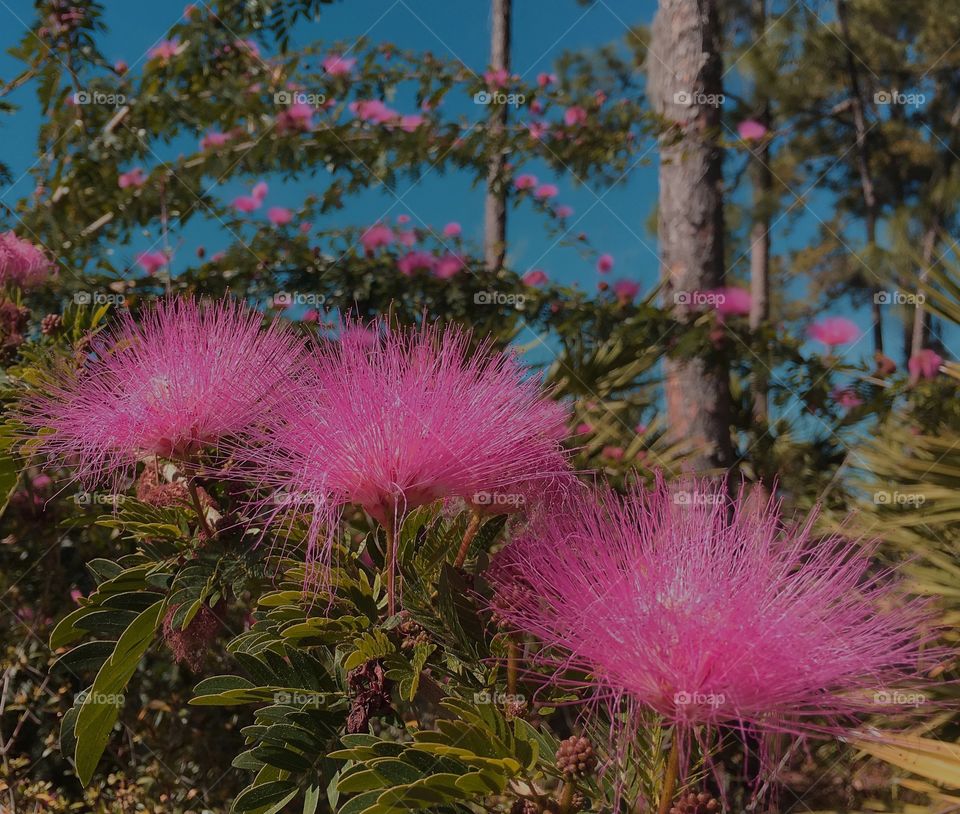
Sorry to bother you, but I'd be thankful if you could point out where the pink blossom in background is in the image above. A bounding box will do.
[360,223,394,253]
[397,230,417,248]
[487,475,944,790]
[737,118,769,141]
[537,72,557,87]
[612,279,640,302]
[397,214,411,224]
[514,174,538,191]
[530,100,544,115]
[267,207,293,226]
[15,296,304,489]
[277,102,314,132]
[118,168,146,189]
[149,39,180,62]
[831,388,864,409]
[200,130,231,150]
[397,251,436,276]
[808,316,861,348]
[136,251,168,275]
[597,253,614,273]
[528,121,550,140]
[535,183,559,200]
[575,422,592,435]
[351,99,397,125]
[0,232,54,288]
[322,54,356,76]
[908,348,943,383]
[232,195,259,213]
[594,89,607,106]
[113,59,128,74]
[299,222,311,234]
[710,286,752,317]
[483,67,511,88]
[602,446,625,460]
[555,205,573,218]
[635,423,648,435]
[252,181,269,202]
[398,114,425,133]
[70,588,84,604]
[434,253,465,279]
[522,269,549,286]
[442,221,462,238]
[564,106,588,127]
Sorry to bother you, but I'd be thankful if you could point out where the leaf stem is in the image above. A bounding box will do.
[453,511,482,568]
[187,478,213,539]
[657,735,680,814]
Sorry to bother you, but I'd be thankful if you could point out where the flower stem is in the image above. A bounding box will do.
[384,519,397,616]
[558,780,576,814]
[507,637,519,696]
[453,511,482,568]
[187,478,213,539]
[657,736,680,814]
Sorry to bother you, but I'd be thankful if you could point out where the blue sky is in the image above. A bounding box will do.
[0,0,896,368]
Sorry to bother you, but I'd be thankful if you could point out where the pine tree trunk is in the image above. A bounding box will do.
[648,0,734,471]
[483,0,511,272]
[909,224,937,359]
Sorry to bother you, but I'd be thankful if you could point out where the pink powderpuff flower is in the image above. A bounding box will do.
[514,174,538,191]
[0,232,55,288]
[831,387,863,409]
[737,118,768,141]
[113,59,128,75]
[136,250,168,275]
[200,130,231,150]
[277,102,314,133]
[601,445,625,460]
[237,318,571,607]
[612,279,640,303]
[149,39,180,63]
[15,297,304,490]
[360,223,394,253]
[442,222,462,238]
[397,230,417,248]
[808,316,861,349]
[268,206,293,226]
[487,476,945,797]
[522,269,548,286]
[596,253,614,274]
[434,253,465,279]
[232,195,259,213]
[555,205,573,219]
[710,286,751,317]
[484,67,511,88]
[528,121,550,140]
[398,114,425,133]
[537,72,557,87]
[397,214,411,225]
[351,99,397,125]
[397,251,435,276]
[535,183,559,200]
[908,348,943,383]
[252,181,268,202]
[118,167,146,189]
[322,54,356,76]
[564,105,588,127]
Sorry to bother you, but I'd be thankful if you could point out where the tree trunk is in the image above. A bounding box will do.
[909,224,937,359]
[748,0,772,425]
[836,0,883,354]
[483,0,511,272]
[648,0,734,472]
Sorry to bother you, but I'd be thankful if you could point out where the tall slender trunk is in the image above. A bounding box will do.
[836,0,883,354]
[908,224,938,360]
[483,0,511,271]
[748,0,772,425]
[648,0,734,472]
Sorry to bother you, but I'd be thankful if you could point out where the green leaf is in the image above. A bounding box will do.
[233,780,299,813]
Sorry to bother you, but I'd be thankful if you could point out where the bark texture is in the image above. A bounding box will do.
[483,0,511,272]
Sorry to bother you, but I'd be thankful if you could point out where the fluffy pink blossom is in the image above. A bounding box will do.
[360,223,394,253]
[398,114,425,133]
[0,232,55,288]
[113,60,128,74]
[738,119,768,141]
[322,54,356,76]
[200,130,232,150]
[528,121,550,140]
[252,181,268,202]
[555,205,573,218]
[808,316,861,348]
[488,476,943,789]
[710,286,751,317]
[396,230,417,248]
[267,206,293,226]
[149,39,180,62]
[564,105,588,127]
[434,253,465,279]
[238,318,571,605]
[484,67,511,88]
[514,174,538,191]
[831,387,864,409]
[535,183,559,200]
[522,269,548,286]
[601,445,625,460]
[596,253,614,274]
[136,250,168,275]
[396,251,435,276]
[232,195,260,213]
[277,102,314,133]
[612,279,640,303]
[537,72,557,87]
[442,222,462,238]
[118,168,146,189]
[15,297,304,489]
[908,348,943,383]
[351,99,397,125]
[396,214,410,224]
